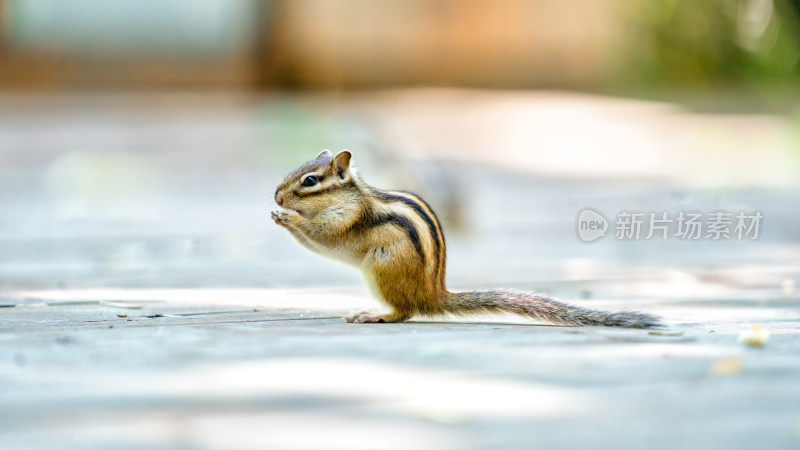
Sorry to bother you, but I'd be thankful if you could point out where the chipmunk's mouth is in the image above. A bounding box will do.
[277,206,304,217]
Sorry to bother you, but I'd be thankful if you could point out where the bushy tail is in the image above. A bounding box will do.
[444,289,661,328]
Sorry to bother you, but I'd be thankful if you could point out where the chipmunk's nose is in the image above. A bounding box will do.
[275,191,284,206]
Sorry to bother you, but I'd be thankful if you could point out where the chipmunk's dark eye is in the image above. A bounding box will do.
[301,175,319,187]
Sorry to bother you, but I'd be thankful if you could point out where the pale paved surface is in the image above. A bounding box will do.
[1,290,799,449]
[1,93,799,449]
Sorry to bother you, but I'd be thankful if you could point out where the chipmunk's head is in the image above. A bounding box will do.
[274,149,356,218]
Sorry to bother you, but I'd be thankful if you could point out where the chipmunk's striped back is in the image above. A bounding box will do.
[369,189,447,292]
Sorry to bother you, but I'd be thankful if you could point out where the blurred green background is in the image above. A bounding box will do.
[0,0,798,293]
[2,0,799,103]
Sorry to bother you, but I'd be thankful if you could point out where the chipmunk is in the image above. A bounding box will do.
[271,150,661,328]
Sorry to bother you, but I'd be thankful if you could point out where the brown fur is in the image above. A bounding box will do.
[273,150,662,328]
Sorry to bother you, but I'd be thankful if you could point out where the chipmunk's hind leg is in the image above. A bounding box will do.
[350,242,421,324]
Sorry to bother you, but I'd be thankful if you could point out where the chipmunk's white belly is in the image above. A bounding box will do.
[312,241,361,267]
[360,265,389,306]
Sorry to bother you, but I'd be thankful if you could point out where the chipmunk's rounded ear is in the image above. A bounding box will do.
[316,149,332,159]
[333,150,352,179]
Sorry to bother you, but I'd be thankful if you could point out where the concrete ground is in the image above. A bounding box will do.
[1,93,799,449]
[2,290,799,449]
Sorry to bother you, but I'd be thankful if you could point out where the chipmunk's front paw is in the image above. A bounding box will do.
[346,311,387,324]
[271,209,301,228]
